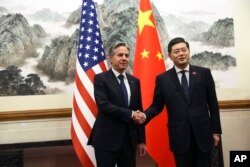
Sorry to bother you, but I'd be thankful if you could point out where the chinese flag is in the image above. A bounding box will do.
[133,0,175,166]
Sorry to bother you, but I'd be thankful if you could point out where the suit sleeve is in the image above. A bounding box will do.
[144,76,165,124]
[206,69,222,134]
[136,79,146,144]
[94,74,132,123]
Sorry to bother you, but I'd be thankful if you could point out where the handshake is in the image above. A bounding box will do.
[132,110,146,124]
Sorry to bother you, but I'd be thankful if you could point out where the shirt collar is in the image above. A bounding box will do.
[111,68,127,79]
[174,64,190,74]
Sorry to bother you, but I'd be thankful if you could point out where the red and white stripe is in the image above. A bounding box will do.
[71,58,108,166]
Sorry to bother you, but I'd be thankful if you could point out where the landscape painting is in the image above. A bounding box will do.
[0,0,236,96]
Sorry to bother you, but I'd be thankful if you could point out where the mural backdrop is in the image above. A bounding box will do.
[0,0,236,96]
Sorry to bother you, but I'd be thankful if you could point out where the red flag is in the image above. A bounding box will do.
[133,0,175,166]
[71,0,107,166]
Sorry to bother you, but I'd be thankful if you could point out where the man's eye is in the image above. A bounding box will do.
[174,50,180,54]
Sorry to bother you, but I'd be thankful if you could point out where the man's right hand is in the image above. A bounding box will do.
[132,110,146,124]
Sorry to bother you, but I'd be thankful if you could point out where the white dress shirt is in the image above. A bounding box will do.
[174,64,190,86]
[111,68,131,106]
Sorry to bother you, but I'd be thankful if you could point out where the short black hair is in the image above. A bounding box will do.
[168,37,189,53]
[108,42,130,56]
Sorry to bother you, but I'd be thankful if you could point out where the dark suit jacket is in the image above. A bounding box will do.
[145,65,222,154]
[88,69,145,151]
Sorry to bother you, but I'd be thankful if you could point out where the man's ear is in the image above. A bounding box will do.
[109,55,113,63]
[168,53,172,60]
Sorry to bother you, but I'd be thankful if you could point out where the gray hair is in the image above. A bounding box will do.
[108,42,130,56]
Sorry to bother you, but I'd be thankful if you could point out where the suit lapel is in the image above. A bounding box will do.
[127,74,135,107]
[169,68,188,102]
[188,65,198,104]
[107,69,124,103]
[170,68,181,89]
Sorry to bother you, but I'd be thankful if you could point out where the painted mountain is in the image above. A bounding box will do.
[0,0,236,96]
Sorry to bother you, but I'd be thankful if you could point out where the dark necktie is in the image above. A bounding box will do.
[180,70,189,98]
[118,75,128,107]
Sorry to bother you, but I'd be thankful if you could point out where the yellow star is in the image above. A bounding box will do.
[138,10,154,34]
[156,51,163,60]
[141,49,150,59]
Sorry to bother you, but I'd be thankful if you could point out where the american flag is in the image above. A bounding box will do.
[71,0,107,166]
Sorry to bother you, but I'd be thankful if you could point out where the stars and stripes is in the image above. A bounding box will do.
[71,0,107,166]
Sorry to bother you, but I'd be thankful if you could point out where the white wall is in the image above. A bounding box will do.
[220,109,250,167]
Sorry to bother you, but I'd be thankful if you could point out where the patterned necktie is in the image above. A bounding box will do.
[118,75,128,107]
[180,70,189,98]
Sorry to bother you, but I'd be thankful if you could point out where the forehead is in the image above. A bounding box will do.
[114,46,129,53]
[172,42,187,50]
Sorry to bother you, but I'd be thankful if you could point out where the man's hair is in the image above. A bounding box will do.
[168,37,189,53]
[108,42,130,56]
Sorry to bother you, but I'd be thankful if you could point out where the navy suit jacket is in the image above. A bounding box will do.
[88,69,145,151]
[145,65,222,154]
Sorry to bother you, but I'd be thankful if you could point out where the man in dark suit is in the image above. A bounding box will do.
[88,42,146,167]
[134,37,222,167]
